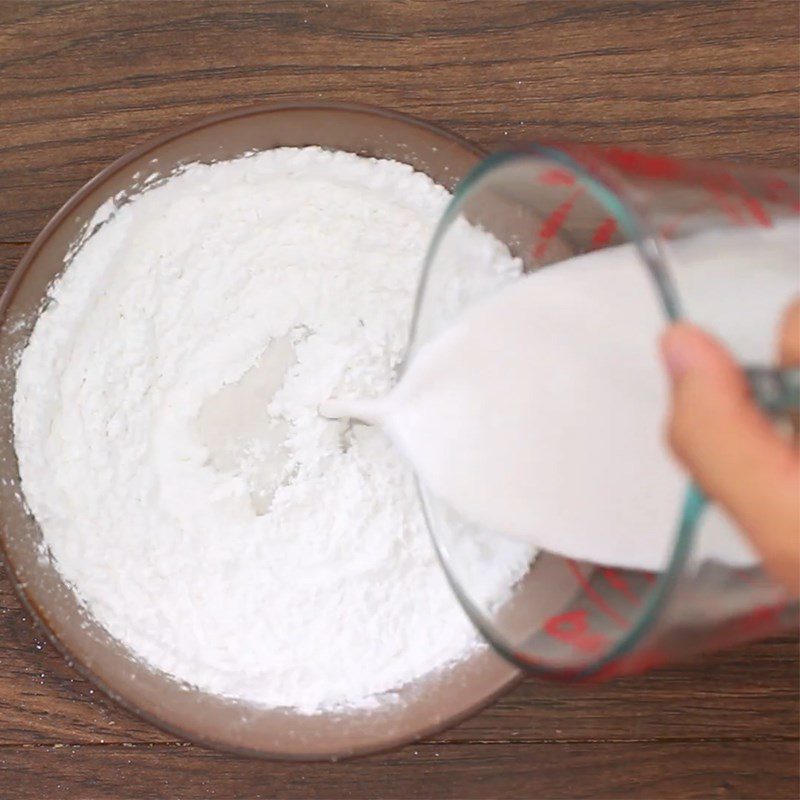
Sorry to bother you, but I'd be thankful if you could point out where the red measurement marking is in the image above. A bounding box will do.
[766,177,790,195]
[593,647,669,681]
[716,172,772,227]
[600,568,640,605]
[601,148,684,181]
[533,188,584,259]
[566,560,628,628]
[704,180,746,225]
[591,217,617,248]
[740,193,771,227]
[543,609,608,654]
[736,603,783,636]
[764,177,800,211]
[539,167,576,187]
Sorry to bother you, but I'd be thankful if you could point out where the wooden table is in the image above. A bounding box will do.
[0,2,798,797]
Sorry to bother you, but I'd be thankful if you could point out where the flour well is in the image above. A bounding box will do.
[13,147,534,713]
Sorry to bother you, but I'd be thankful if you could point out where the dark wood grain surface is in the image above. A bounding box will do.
[0,2,798,798]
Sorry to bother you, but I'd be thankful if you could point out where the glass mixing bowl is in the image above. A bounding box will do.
[0,102,521,760]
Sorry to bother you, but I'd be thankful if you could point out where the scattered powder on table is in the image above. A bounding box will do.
[13,147,534,713]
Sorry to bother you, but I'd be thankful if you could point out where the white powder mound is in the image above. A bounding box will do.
[13,147,533,714]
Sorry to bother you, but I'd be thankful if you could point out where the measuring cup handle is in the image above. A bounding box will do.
[746,366,800,416]
[676,481,708,556]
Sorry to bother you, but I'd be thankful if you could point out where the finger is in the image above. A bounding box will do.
[661,323,799,593]
[778,297,800,437]
[778,297,800,366]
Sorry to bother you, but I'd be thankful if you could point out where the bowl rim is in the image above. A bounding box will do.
[0,100,523,761]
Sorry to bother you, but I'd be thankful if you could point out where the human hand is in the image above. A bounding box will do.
[660,300,800,594]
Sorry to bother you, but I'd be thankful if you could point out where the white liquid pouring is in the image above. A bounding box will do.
[322,222,800,572]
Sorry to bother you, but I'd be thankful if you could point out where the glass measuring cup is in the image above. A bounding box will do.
[409,144,799,680]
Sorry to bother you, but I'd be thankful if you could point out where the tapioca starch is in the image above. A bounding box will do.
[13,147,533,713]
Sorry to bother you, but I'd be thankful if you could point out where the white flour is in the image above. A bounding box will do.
[13,147,534,714]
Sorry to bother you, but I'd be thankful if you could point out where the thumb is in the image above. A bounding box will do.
[661,323,799,592]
